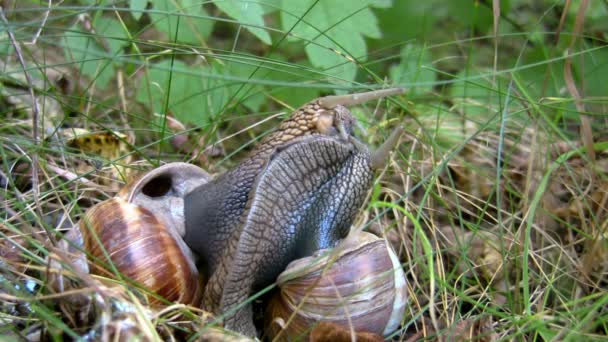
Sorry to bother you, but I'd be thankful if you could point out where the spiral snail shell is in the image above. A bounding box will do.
[78,162,210,306]
[265,231,408,340]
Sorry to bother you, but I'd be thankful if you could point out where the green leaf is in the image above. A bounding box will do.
[62,24,115,89]
[263,53,321,108]
[79,0,110,5]
[449,70,504,121]
[369,0,391,8]
[447,0,494,33]
[536,325,558,341]
[214,0,272,45]
[130,0,148,20]
[137,60,236,128]
[373,0,440,44]
[61,17,128,89]
[581,47,608,98]
[516,46,565,99]
[149,0,213,45]
[389,44,435,94]
[94,17,130,56]
[280,0,389,83]
[221,59,266,112]
[416,103,473,149]
[0,32,14,57]
[567,0,607,20]
[257,0,282,14]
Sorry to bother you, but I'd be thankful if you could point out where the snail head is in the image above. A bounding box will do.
[261,88,405,150]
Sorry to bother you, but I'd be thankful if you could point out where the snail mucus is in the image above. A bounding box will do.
[69,88,408,338]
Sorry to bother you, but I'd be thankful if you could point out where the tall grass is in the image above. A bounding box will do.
[1,1,607,340]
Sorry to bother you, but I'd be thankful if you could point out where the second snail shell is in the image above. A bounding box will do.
[266,231,408,340]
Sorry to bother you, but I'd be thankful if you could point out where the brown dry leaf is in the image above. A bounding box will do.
[197,327,255,342]
[580,219,608,286]
[439,226,515,305]
[442,317,497,342]
[440,228,512,280]
[309,322,384,342]
[162,114,189,151]
[0,225,28,275]
[59,128,136,190]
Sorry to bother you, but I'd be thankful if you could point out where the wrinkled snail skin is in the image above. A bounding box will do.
[217,136,373,335]
[183,89,404,336]
[183,103,359,299]
[183,102,357,278]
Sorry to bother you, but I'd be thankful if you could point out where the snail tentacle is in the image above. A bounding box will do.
[370,126,404,170]
[318,88,405,108]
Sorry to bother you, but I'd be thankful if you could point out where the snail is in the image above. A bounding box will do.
[77,162,210,306]
[266,231,408,341]
[72,88,406,336]
[183,88,406,335]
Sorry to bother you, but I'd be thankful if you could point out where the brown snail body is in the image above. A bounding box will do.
[78,163,210,306]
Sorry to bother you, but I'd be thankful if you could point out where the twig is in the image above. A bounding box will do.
[554,0,571,44]
[562,0,595,162]
[0,7,61,248]
[45,164,95,186]
[0,7,41,202]
[479,0,525,32]
[23,0,52,45]
[492,0,500,86]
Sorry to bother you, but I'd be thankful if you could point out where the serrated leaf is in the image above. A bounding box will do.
[389,44,435,94]
[130,0,148,20]
[215,0,271,44]
[149,0,213,44]
[280,0,389,83]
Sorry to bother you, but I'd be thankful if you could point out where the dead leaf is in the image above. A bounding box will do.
[310,322,384,342]
[58,128,136,190]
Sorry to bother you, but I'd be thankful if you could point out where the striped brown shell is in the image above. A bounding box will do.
[79,162,209,306]
[265,231,408,341]
[81,198,203,306]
